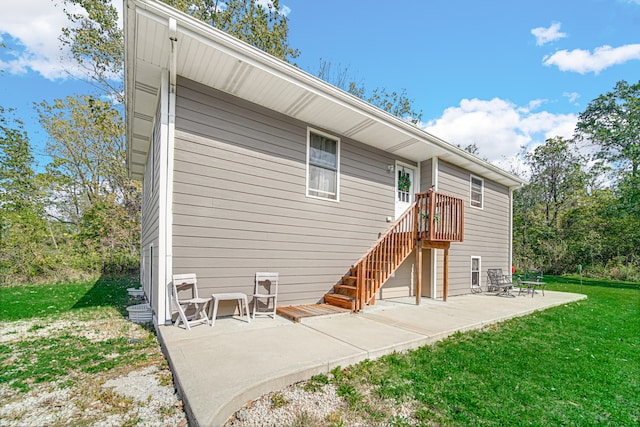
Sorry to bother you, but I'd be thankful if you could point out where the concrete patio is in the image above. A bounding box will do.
[158,291,586,426]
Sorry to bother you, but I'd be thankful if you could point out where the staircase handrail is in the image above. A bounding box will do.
[352,201,418,268]
[354,201,418,310]
[352,190,464,311]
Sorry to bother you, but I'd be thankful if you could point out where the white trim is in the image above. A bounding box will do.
[156,69,169,326]
[164,23,177,324]
[471,256,481,289]
[470,174,484,209]
[430,157,438,299]
[432,157,439,191]
[306,127,340,202]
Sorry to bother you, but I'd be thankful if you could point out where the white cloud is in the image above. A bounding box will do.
[563,91,580,104]
[0,0,80,79]
[0,0,123,81]
[543,44,640,74]
[420,98,578,170]
[531,23,567,46]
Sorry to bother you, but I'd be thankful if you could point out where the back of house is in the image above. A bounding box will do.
[125,0,525,326]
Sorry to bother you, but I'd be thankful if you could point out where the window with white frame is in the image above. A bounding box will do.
[307,129,339,200]
[471,256,481,288]
[470,175,484,208]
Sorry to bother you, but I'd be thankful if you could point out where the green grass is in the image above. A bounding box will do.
[0,276,164,394]
[0,275,137,321]
[320,276,640,426]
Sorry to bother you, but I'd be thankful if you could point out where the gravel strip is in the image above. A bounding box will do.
[224,383,345,427]
[0,316,188,427]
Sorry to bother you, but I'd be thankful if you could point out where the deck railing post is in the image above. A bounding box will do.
[428,190,436,241]
[411,198,422,242]
[356,263,364,311]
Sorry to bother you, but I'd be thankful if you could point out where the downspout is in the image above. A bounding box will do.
[163,17,178,324]
[156,70,168,326]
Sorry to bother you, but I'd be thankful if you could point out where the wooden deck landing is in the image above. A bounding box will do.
[276,303,351,322]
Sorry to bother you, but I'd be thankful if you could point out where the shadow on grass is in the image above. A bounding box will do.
[0,274,140,322]
[71,274,139,314]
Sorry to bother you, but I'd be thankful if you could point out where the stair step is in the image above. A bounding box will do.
[341,276,356,286]
[324,293,355,310]
[333,284,357,297]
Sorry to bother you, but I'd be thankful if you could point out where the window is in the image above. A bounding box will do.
[307,129,339,200]
[470,175,484,208]
[471,256,481,288]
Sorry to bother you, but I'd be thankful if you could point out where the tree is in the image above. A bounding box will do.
[0,108,54,282]
[575,80,640,275]
[36,95,141,273]
[513,137,591,273]
[525,137,589,227]
[37,96,127,219]
[60,0,124,102]
[575,80,640,180]
[162,0,299,62]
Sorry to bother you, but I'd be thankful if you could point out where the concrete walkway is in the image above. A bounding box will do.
[158,291,586,426]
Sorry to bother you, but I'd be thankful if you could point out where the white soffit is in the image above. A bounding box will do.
[125,0,525,188]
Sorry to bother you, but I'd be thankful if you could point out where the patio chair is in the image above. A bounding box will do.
[171,273,211,330]
[252,272,279,319]
[486,268,515,297]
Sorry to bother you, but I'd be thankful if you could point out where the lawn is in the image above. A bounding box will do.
[0,275,186,426]
[300,276,640,426]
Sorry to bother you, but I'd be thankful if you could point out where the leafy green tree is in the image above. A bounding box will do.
[524,137,589,228]
[37,96,126,219]
[574,80,640,278]
[162,0,299,62]
[0,108,37,211]
[0,108,55,282]
[36,95,140,273]
[513,137,591,273]
[60,0,124,102]
[576,80,640,180]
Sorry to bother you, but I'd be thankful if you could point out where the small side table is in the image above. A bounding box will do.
[209,293,251,326]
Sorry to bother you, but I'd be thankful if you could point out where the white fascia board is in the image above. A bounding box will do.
[124,0,138,178]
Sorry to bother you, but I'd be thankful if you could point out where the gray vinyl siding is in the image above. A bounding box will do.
[420,159,434,191]
[437,160,511,296]
[140,105,161,306]
[380,252,414,299]
[171,77,408,305]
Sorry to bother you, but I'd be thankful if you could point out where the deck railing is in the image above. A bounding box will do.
[354,190,464,310]
[415,191,464,242]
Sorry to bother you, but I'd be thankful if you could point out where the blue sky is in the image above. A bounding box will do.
[1,0,639,172]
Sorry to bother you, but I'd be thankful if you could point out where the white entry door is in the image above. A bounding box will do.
[395,162,416,219]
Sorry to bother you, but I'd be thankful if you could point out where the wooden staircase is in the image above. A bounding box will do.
[323,190,464,312]
[323,271,359,310]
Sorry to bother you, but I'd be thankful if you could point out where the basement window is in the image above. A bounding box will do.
[307,129,340,201]
[471,256,481,289]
